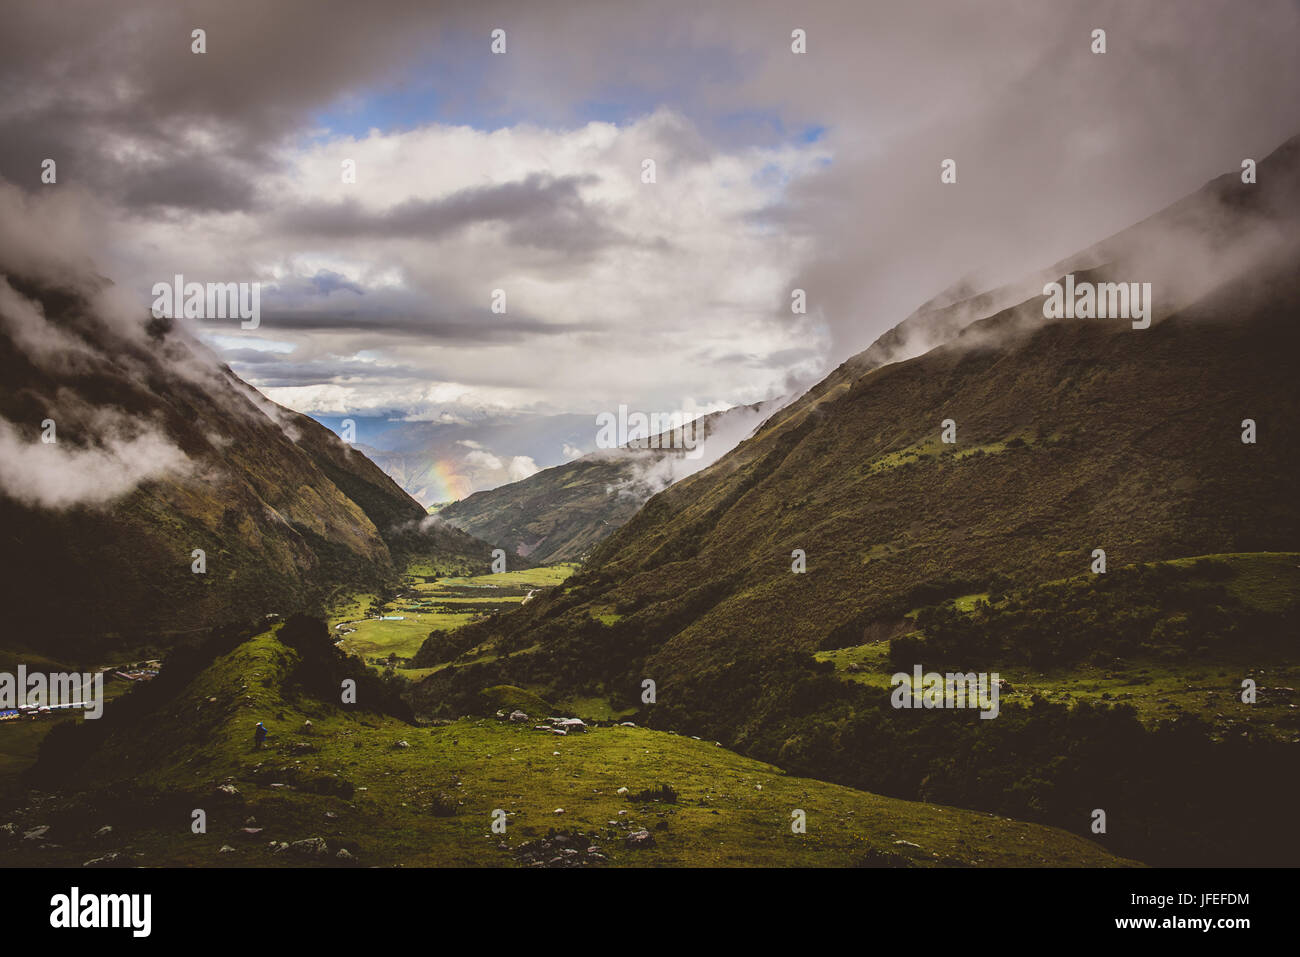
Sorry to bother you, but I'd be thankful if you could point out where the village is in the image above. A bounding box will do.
[0,660,158,723]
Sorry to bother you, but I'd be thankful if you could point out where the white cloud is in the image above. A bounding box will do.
[507,455,540,481]
[91,110,828,421]
[0,417,192,509]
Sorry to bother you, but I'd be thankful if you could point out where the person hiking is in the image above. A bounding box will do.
[254,721,268,749]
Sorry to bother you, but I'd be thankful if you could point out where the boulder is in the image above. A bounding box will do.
[289,837,329,857]
[624,829,655,849]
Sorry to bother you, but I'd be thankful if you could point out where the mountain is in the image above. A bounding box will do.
[438,400,782,563]
[0,271,494,662]
[408,134,1300,864]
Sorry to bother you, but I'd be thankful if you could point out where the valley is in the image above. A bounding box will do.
[1,132,1297,872]
[328,562,578,677]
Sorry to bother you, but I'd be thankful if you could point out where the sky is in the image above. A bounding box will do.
[2,0,1298,451]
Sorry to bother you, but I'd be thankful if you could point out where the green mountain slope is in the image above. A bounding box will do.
[0,273,494,661]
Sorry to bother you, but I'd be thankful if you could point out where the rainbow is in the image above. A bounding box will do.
[426,459,473,503]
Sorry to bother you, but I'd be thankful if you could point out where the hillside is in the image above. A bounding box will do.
[0,271,494,661]
[1,619,1130,868]
[408,136,1300,864]
[439,401,779,563]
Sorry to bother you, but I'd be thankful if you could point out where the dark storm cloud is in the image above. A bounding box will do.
[0,0,456,209]
[276,172,625,253]
[256,305,586,340]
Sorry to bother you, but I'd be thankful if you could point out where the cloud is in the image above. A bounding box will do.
[506,455,539,481]
[0,416,192,509]
[463,449,503,470]
[1,0,1297,432]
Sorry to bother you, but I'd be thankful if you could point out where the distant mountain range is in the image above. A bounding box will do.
[309,412,600,506]
[437,400,784,563]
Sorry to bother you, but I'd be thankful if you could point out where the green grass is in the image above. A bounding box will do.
[1,628,1132,868]
[332,563,577,667]
[823,553,1300,742]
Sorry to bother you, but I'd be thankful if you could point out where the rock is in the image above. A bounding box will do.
[619,721,636,727]
[301,720,313,734]
[240,827,264,836]
[95,825,113,838]
[508,710,529,723]
[216,784,240,796]
[554,808,565,815]
[289,837,329,857]
[557,718,588,733]
[82,852,121,867]
[0,823,20,844]
[23,825,50,842]
[219,845,236,854]
[893,839,922,849]
[624,829,655,849]
[270,841,289,854]
[616,787,629,795]
[335,848,355,861]
[393,740,410,749]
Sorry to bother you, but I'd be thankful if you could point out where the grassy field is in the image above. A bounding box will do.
[329,564,577,674]
[2,628,1132,868]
